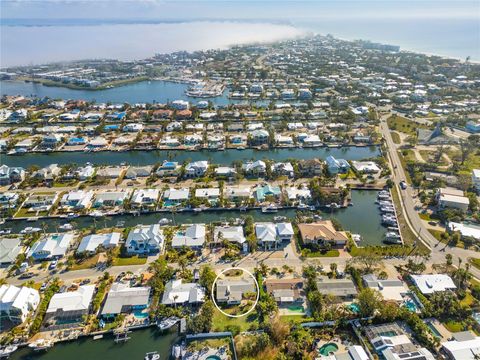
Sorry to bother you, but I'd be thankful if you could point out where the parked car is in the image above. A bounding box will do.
[400,181,407,190]
[49,260,58,270]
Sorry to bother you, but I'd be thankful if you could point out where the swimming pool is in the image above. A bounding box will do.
[287,305,304,313]
[426,322,442,338]
[348,303,360,313]
[403,300,417,312]
[134,311,149,319]
[205,356,221,360]
[318,343,339,356]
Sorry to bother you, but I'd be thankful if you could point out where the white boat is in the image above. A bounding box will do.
[352,234,362,243]
[28,339,53,351]
[325,202,340,209]
[0,345,18,358]
[297,203,310,210]
[26,217,39,222]
[261,205,278,213]
[93,335,103,340]
[145,352,160,360]
[20,227,42,234]
[157,317,178,331]
[59,223,73,231]
[193,208,203,213]
[158,218,171,225]
[0,229,11,235]
[172,345,182,359]
[66,213,79,219]
[90,210,105,218]
[273,216,287,222]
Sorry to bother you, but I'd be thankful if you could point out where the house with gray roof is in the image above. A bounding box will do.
[0,237,23,265]
[101,283,151,318]
[161,280,205,306]
[171,224,206,249]
[316,277,358,300]
[216,278,256,305]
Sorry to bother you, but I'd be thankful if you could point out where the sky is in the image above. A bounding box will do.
[1,0,479,21]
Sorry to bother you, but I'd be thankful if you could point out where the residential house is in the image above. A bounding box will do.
[76,165,95,180]
[243,160,267,177]
[33,164,61,181]
[285,186,311,203]
[131,189,160,208]
[436,188,469,211]
[0,238,23,265]
[124,166,153,180]
[442,331,480,360]
[352,161,381,173]
[96,166,123,179]
[213,226,247,248]
[76,232,121,254]
[22,193,58,212]
[254,184,281,202]
[0,285,40,324]
[363,274,408,302]
[161,280,205,306]
[250,129,269,145]
[216,278,256,305]
[447,222,480,242]
[156,161,181,177]
[326,156,350,174]
[163,188,190,206]
[125,224,164,255]
[410,274,456,295]
[101,284,151,318]
[225,186,252,201]
[44,285,95,324]
[215,166,236,178]
[0,192,20,210]
[93,191,129,208]
[264,279,305,304]
[298,159,323,177]
[61,190,94,209]
[473,169,480,193]
[316,278,358,300]
[171,224,206,249]
[0,165,25,185]
[28,233,74,260]
[255,222,294,250]
[272,162,294,177]
[298,221,349,247]
[195,188,220,204]
[185,161,209,178]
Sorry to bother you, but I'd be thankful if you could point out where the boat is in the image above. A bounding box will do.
[384,232,402,244]
[59,223,73,231]
[297,203,310,210]
[93,335,103,340]
[20,227,42,234]
[0,345,18,358]
[89,210,105,218]
[145,352,160,360]
[158,218,171,225]
[28,339,53,351]
[193,208,203,213]
[380,207,395,213]
[66,213,79,219]
[382,216,397,226]
[172,344,182,359]
[116,220,126,227]
[351,234,362,243]
[261,205,278,213]
[0,229,11,235]
[157,317,179,331]
[325,202,340,209]
[26,217,39,222]
[313,214,323,220]
[273,216,287,222]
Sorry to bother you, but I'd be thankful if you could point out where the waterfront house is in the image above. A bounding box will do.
[32,164,61,182]
[124,165,153,179]
[0,238,23,265]
[0,285,40,324]
[352,161,381,173]
[156,161,182,177]
[86,136,108,150]
[40,134,63,149]
[161,280,205,306]
[61,190,94,209]
[229,134,247,146]
[163,188,190,206]
[96,166,124,179]
[93,190,129,208]
[165,121,182,132]
[272,162,294,177]
[436,187,469,211]
[22,192,58,213]
[101,283,151,318]
[302,134,322,147]
[76,164,95,180]
[215,166,237,178]
[0,165,25,185]
[213,226,247,247]
[243,160,267,177]
[254,184,281,202]
[126,224,164,255]
[216,278,256,305]
[316,277,358,301]
[255,222,294,250]
[410,274,456,295]
[171,100,189,110]
[285,186,312,202]
[326,156,350,174]
[264,278,305,304]
[185,161,209,178]
[298,221,349,247]
[76,232,121,255]
[0,192,20,210]
[195,188,220,203]
[171,224,206,250]
[45,285,95,325]
[250,129,269,145]
[160,136,181,147]
[131,189,160,208]
[14,138,34,152]
[123,123,144,132]
[225,185,252,201]
[275,134,294,146]
[298,159,323,177]
[7,109,27,123]
[184,134,203,146]
[28,233,74,260]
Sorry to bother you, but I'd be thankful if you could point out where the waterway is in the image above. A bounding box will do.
[10,326,179,360]
[1,190,386,246]
[0,147,380,168]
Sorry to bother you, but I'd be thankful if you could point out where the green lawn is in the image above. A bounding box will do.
[112,255,147,266]
[280,314,312,325]
[211,308,259,332]
[69,255,100,271]
[469,258,480,270]
[349,244,419,257]
[391,132,401,144]
[387,116,427,136]
[14,208,48,218]
[302,249,340,257]
[443,320,465,333]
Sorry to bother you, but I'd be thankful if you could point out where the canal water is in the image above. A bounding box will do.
[10,327,179,360]
[0,147,380,168]
[1,190,386,246]
[0,80,265,106]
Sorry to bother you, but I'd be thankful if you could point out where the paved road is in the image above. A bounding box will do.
[379,114,480,278]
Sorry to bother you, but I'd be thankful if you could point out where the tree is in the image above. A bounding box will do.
[356,288,382,317]
[199,265,216,296]
[307,290,325,320]
[445,254,453,267]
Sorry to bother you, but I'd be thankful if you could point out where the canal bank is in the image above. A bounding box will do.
[0,146,380,168]
[1,190,386,246]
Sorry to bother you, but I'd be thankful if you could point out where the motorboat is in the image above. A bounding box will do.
[158,218,171,225]
[157,317,179,331]
[26,217,39,222]
[351,234,362,243]
[66,213,79,219]
[28,339,53,351]
[89,210,105,218]
[325,202,340,209]
[384,232,402,244]
[193,208,203,213]
[59,223,73,231]
[273,216,287,222]
[261,205,278,213]
[380,207,395,213]
[20,227,42,234]
[0,229,12,235]
[0,345,18,358]
[145,351,160,360]
[297,203,310,210]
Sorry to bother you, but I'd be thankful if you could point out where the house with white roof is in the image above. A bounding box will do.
[60,190,94,209]
[363,274,409,301]
[76,232,121,254]
[326,156,350,174]
[195,188,220,203]
[93,191,129,208]
[76,165,95,180]
[156,161,181,177]
[352,161,381,173]
[473,169,480,193]
[0,238,23,265]
[255,222,294,249]
[125,224,164,255]
[163,188,190,206]
[0,285,40,324]
[436,188,470,211]
[131,188,159,208]
[447,221,480,241]
[101,283,151,318]
[285,186,311,202]
[442,331,480,360]
[161,280,205,306]
[272,162,294,177]
[28,233,75,260]
[214,226,247,246]
[185,161,209,178]
[215,166,236,178]
[225,186,252,200]
[243,160,267,177]
[45,285,95,324]
[171,224,206,249]
[410,274,456,295]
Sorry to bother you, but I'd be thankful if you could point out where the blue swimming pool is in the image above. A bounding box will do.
[426,322,442,338]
